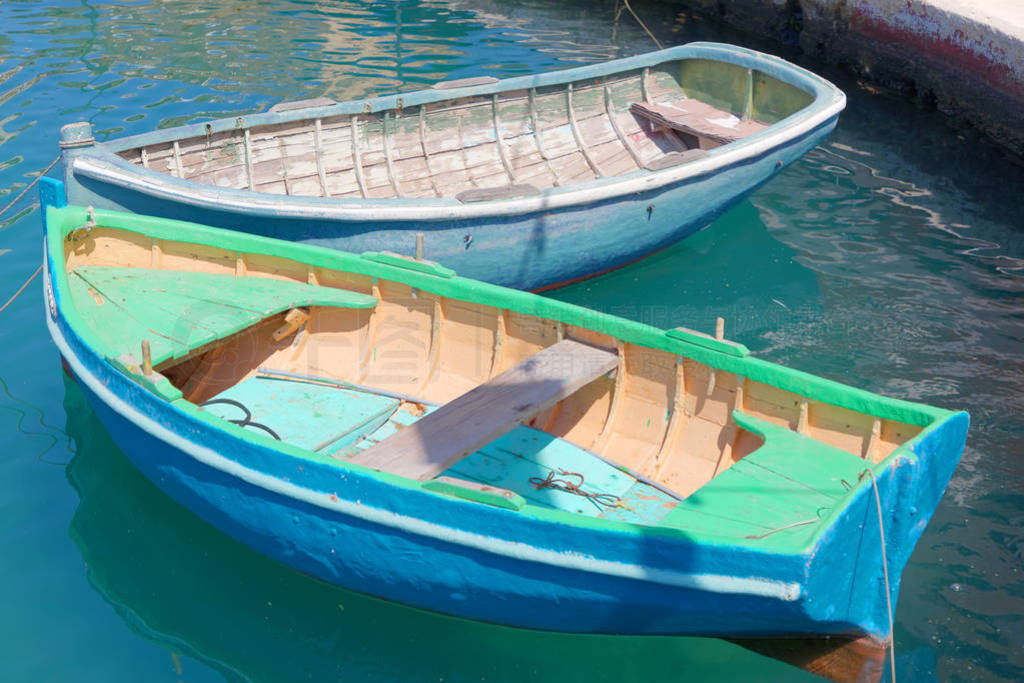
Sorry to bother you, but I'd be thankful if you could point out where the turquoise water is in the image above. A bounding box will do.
[1,1,1021,680]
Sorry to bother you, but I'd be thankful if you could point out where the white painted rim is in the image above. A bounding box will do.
[70,97,842,224]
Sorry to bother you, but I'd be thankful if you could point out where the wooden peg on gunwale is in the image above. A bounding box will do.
[141,339,152,375]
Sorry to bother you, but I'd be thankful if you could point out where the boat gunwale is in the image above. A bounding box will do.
[65,42,846,221]
[50,297,816,603]
[46,255,964,592]
[44,202,963,559]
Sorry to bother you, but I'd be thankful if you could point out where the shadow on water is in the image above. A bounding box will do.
[61,376,817,683]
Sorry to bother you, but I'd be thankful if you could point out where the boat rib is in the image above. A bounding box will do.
[566,83,603,177]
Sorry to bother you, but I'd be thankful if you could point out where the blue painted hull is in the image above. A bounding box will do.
[59,42,847,290]
[44,253,968,641]
[64,121,834,291]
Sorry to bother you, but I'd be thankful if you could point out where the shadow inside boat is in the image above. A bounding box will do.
[62,373,836,683]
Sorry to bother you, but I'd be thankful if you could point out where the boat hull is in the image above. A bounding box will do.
[44,252,967,642]
[60,42,846,290]
[64,121,834,291]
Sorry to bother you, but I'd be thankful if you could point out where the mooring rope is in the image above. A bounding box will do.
[0,156,60,218]
[862,467,896,682]
[0,264,42,314]
[620,0,663,49]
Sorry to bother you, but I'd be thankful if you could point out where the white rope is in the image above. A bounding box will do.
[0,156,60,218]
[863,468,897,682]
[614,0,663,49]
[0,264,42,314]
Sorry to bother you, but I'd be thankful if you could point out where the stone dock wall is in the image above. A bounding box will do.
[673,0,1024,159]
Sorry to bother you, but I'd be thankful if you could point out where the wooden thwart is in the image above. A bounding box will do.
[631,102,743,145]
[349,339,619,481]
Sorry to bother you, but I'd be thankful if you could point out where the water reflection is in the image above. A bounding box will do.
[62,377,813,683]
[0,0,1021,678]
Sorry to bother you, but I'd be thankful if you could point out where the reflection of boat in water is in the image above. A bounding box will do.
[63,375,822,683]
[548,201,823,337]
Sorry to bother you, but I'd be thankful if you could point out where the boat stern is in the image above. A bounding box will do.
[804,409,969,642]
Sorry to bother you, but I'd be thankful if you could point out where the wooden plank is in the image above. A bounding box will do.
[455,114,478,187]
[313,119,330,197]
[349,339,619,481]
[268,96,336,113]
[455,183,538,203]
[432,75,499,90]
[243,129,255,190]
[528,87,559,186]
[644,148,708,171]
[630,101,765,145]
[172,140,184,178]
[491,94,517,184]
[277,136,291,195]
[566,83,603,177]
[382,111,402,196]
[418,105,442,197]
[350,116,369,198]
[604,86,643,170]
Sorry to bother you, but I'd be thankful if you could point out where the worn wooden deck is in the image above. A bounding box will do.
[118,68,768,201]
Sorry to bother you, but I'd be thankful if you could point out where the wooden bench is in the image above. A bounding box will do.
[631,101,762,146]
[348,339,619,481]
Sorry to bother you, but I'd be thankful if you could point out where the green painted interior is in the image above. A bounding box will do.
[50,206,953,430]
[204,375,400,452]
[676,58,812,123]
[660,411,871,545]
[679,58,749,116]
[65,266,377,366]
[48,205,961,550]
[751,71,815,124]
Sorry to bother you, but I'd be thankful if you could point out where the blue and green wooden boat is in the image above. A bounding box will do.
[42,180,966,659]
[58,42,845,291]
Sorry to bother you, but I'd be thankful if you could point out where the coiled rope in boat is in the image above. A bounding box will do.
[529,469,625,509]
[199,398,282,441]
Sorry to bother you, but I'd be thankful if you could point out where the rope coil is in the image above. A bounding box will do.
[529,469,624,509]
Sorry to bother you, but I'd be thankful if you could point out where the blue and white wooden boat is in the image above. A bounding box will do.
[58,42,845,290]
[42,182,965,665]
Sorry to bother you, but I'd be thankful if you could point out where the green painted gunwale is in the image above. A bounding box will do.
[48,204,962,553]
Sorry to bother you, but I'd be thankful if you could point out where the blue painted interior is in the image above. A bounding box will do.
[213,374,679,524]
[202,376,399,452]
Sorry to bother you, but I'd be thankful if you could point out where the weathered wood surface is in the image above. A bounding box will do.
[729,635,886,683]
[118,68,766,201]
[630,101,766,145]
[349,339,619,481]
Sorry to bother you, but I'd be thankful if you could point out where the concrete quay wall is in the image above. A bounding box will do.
[678,0,1024,158]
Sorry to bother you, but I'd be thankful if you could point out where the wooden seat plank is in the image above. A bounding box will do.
[349,339,619,481]
[630,101,766,145]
